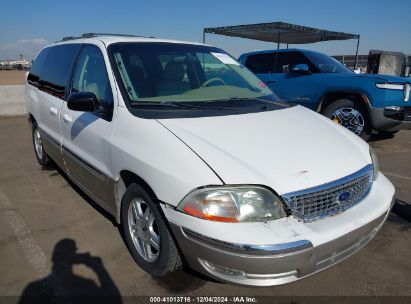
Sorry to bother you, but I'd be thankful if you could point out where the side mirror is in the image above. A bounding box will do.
[291,64,311,75]
[67,92,99,112]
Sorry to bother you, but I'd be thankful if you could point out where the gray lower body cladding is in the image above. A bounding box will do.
[169,209,389,286]
[369,106,411,131]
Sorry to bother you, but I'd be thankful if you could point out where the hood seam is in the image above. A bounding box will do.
[156,120,225,185]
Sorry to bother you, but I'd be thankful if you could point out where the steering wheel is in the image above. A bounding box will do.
[201,77,225,87]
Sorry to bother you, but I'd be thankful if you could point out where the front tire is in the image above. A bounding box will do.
[32,121,50,167]
[121,183,182,276]
[322,98,371,141]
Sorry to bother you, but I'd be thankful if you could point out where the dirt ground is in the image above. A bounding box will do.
[0,71,27,85]
[0,117,410,301]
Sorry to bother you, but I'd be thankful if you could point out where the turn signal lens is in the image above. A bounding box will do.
[181,191,239,222]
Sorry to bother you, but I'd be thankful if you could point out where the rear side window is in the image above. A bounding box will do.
[274,51,317,73]
[39,44,81,99]
[27,48,49,87]
[244,53,274,74]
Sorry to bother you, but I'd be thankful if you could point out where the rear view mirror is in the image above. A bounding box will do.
[292,64,311,75]
[67,92,99,112]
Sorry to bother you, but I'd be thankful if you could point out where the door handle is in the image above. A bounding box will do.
[49,106,58,115]
[63,113,72,124]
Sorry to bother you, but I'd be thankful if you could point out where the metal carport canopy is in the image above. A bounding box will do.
[203,22,361,67]
[203,22,359,44]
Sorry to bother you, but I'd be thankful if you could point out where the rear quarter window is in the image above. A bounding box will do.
[39,44,81,99]
[274,51,317,73]
[27,48,49,87]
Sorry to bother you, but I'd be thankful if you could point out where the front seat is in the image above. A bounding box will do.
[156,62,191,96]
[129,66,151,97]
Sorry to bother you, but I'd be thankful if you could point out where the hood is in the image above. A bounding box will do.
[356,73,411,83]
[158,106,371,195]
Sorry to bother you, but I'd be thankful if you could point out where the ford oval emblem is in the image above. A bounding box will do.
[339,192,350,202]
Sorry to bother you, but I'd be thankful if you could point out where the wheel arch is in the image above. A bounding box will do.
[114,170,160,223]
[27,112,36,126]
[317,91,374,128]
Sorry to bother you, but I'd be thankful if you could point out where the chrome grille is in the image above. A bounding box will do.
[282,165,373,222]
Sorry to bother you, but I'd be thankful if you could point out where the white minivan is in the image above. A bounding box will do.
[26,34,395,286]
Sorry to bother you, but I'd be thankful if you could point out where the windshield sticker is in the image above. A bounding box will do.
[211,52,240,65]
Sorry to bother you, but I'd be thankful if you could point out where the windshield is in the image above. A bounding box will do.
[304,52,353,74]
[108,42,277,104]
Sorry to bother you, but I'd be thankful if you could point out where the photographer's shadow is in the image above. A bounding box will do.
[19,239,121,303]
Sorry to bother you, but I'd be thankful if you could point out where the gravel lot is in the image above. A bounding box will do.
[0,117,410,301]
[0,72,27,117]
[0,71,26,85]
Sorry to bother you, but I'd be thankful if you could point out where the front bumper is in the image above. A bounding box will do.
[169,205,391,286]
[370,106,411,131]
[163,173,395,286]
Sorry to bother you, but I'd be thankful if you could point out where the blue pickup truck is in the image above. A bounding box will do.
[238,49,411,139]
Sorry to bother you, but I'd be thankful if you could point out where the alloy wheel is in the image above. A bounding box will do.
[34,128,44,159]
[128,197,160,262]
[330,107,365,135]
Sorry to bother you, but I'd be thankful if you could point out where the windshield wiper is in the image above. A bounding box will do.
[161,101,210,110]
[130,101,235,110]
[207,96,290,107]
[163,101,238,110]
[130,101,200,109]
[203,96,291,111]
[205,97,272,105]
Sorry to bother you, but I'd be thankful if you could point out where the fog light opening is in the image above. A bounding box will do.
[199,259,246,279]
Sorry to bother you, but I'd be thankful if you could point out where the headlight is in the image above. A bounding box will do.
[376,82,410,102]
[375,83,404,90]
[177,186,286,223]
[370,147,379,181]
[404,84,410,102]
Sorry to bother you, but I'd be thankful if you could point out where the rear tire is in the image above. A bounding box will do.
[32,121,50,167]
[121,183,182,276]
[322,98,371,141]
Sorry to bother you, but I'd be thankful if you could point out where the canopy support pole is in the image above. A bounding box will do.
[354,36,360,69]
[203,30,206,44]
[277,31,281,50]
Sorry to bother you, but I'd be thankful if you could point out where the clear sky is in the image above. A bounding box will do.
[0,0,410,61]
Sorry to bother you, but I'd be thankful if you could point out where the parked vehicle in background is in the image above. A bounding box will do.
[12,64,24,70]
[239,49,411,140]
[26,34,394,286]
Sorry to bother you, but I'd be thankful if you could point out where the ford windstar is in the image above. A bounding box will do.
[26,34,395,286]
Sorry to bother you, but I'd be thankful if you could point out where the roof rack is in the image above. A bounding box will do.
[58,33,155,42]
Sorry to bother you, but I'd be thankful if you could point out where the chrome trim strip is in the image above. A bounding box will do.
[37,128,65,168]
[62,146,106,182]
[37,128,117,218]
[182,227,313,255]
[246,270,298,279]
[62,146,117,215]
[38,128,60,149]
[283,164,373,198]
